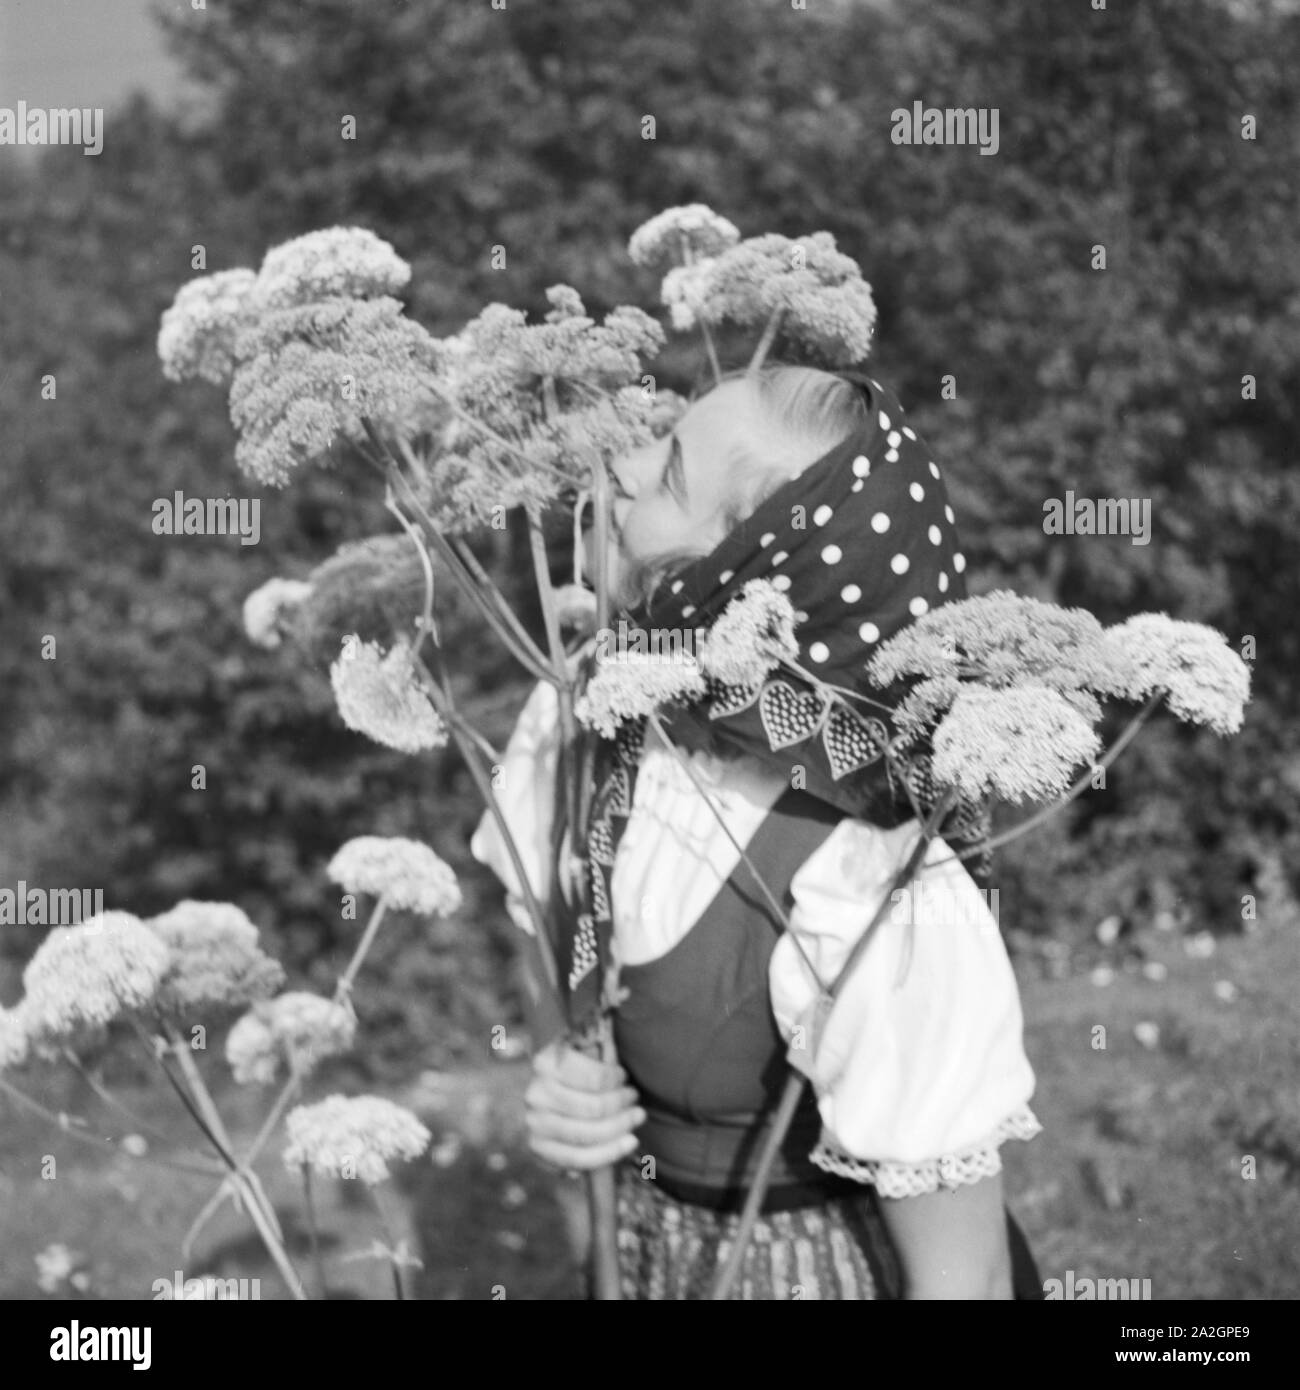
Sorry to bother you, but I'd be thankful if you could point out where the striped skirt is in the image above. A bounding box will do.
[615,1165,903,1300]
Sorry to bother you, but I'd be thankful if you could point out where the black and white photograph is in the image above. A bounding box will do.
[0,0,1296,1346]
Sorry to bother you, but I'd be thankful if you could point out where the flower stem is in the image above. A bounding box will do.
[335,896,390,1004]
[138,1024,235,1168]
[238,1169,309,1300]
[572,491,590,591]
[162,1022,296,1244]
[748,307,785,373]
[242,1068,303,1170]
[300,1163,329,1298]
[193,891,391,1251]
[369,1186,407,1300]
[183,1063,305,1262]
[526,379,621,1295]
[182,1180,236,1260]
[830,788,959,994]
[569,463,614,848]
[383,490,438,656]
[713,1070,803,1301]
[526,506,570,698]
[700,322,724,386]
[391,437,547,663]
[0,1075,225,1177]
[681,236,723,385]
[589,464,613,636]
[527,504,579,816]
[164,1024,238,1160]
[447,533,543,659]
[382,377,533,467]
[645,712,827,993]
[575,1016,622,1301]
[430,682,561,1002]
[386,461,553,683]
[138,1021,307,1300]
[61,1047,172,1145]
[786,665,898,719]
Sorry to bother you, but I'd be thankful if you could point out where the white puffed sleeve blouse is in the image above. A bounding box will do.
[471,679,1041,1198]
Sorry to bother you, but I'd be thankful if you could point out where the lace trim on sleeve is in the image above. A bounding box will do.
[809,1106,1043,1199]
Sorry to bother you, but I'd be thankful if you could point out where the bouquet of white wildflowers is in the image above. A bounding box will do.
[8,206,1244,1302]
[154,225,685,1297]
[0,850,459,1298]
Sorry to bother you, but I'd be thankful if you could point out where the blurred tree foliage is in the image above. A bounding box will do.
[1,0,1296,1066]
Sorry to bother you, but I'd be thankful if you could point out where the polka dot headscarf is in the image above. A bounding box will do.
[635,372,968,821]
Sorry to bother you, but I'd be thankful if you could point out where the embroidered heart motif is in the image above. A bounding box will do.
[588,818,615,867]
[708,677,764,721]
[945,795,990,844]
[759,680,826,751]
[568,913,599,988]
[822,706,889,780]
[604,764,632,819]
[903,752,938,807]
[588,863,610,922]
[618,719,646,760]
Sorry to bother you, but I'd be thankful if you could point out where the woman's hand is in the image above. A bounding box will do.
[524,1041,646,1171]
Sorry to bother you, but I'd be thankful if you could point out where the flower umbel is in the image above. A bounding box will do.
[282,1094,431,1185]
[157,269,259,386]
[627,204,741,270]
[697,579,801,689]
[225,992,356,1086]
[575,651,707,739]
[891,675,966,750]
[250,227,411,312]
[229,297,442,486]
[330,634,448,754]
[931,685,1102,804]
[1098,614,1250,735]
[21,913,169,1048]
[327,837,462,917]
[224,1011,279,1086]
[146,901,285,1019]
[869,591,1110,694]
[666,231,877,368]
[660,258,721,334]
[426,290,664,530]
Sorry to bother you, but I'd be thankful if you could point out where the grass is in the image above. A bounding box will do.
[2,910,1296,1300]
[1006,909,1300,1300]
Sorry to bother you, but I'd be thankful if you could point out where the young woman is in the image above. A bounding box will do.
[474,366,1043,1299]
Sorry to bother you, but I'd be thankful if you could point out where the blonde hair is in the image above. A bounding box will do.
[719,365,868,525]
[626,367,866,608]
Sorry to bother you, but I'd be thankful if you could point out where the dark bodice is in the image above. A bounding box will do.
[612,787,862,1208]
